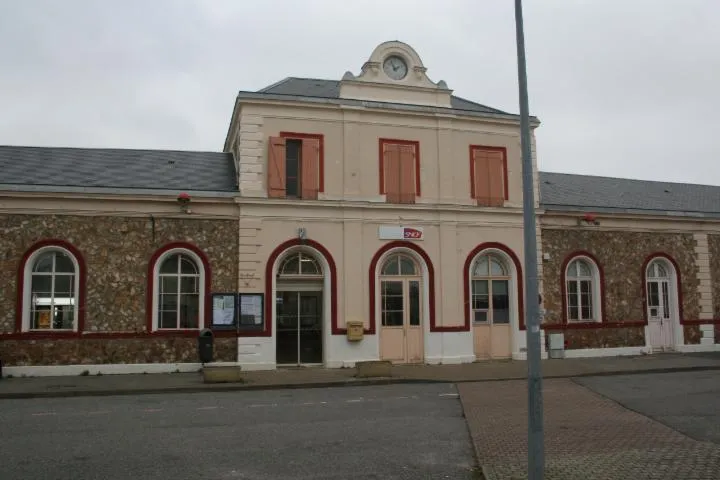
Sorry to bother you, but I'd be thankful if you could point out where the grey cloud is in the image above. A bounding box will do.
[0,0,718,185]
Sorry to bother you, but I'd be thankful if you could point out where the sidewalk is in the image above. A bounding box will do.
[1,352,719,400]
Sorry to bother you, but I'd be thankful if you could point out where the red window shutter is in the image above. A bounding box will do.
[267,136,286,198]
[487,151,505,207]
[473,149,491,206]
[398,145,416,204]
[383,144,402,203]
[301,138,320,199]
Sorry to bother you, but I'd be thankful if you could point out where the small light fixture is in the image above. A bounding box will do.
[177,192,191,214]
[297,227,307,241]
[578,212,599,226]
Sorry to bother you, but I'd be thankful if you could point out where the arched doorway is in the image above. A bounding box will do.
[645,257,679,351]
[378,253,424,363]
[275,251,324,366]
[470,250,515,359]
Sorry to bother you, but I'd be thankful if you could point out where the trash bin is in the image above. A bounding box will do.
[198,329,214,364]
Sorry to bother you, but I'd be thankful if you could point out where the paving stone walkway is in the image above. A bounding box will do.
[459,378,720,480]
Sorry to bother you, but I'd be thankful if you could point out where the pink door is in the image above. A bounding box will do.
[647,280,673,351]
[379,278,423,364]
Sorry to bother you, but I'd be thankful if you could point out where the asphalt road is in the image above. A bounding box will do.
[575,370,720,444]
[0,383,476,480]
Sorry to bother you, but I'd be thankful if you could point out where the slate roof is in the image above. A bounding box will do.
[0,145,237,193]
[254,77,512,115]
[540,171,720,217]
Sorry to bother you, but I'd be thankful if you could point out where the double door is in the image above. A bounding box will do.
[276,290,323,365]
[379,278,423,363]
[647,279,674,350]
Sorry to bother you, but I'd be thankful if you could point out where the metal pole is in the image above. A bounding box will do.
[514,0,544,478]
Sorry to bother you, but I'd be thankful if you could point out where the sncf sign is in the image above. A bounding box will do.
[378,226,425,241]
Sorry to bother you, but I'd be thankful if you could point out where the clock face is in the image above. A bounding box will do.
[383,55,408,80]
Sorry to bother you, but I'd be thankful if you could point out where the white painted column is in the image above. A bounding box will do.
[236,215,274,369]
[694,233,715,345]
[238,114,265,198]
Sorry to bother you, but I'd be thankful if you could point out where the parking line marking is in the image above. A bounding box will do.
[31,412,56,416]
[197,406,220,410]
[439,393,459,397]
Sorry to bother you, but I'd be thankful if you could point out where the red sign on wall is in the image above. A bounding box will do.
[403,228,423,239]
[378,226,424,241]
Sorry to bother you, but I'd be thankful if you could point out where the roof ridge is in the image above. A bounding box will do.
[539,170,720,189]
[257,77,292,93]
[450,94,509,114]
[0,145,229,155]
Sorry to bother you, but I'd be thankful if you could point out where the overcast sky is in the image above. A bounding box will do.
[1,0,718,185]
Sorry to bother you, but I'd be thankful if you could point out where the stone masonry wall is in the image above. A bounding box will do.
[710,235,720,343]
[541,228,699,348]
[0,214,237,333]
[1,336,238,366]
[0,214,238,365]
[710,235,720,320]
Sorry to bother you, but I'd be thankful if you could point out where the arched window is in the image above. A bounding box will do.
[381,253,418,276]
[278,251,322,277]
[24,248,80,331]
[647,260,668,279]
[565,257,601,322]
[471,253,510,324]
[150,246,208,331]
[379,253,421,328]
[646,258,671,321]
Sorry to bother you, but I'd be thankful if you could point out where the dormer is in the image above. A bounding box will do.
[338,41,453,108]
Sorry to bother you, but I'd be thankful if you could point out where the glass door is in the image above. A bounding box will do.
[276,290,323,366]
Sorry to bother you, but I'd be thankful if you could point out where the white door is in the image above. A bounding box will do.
[647,279,673,351]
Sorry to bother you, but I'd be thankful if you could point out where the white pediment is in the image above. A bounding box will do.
[339,41,453,108]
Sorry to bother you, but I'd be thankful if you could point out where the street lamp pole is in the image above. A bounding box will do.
[514,0,545,479]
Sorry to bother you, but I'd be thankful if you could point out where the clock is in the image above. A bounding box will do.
[383,55,408,80]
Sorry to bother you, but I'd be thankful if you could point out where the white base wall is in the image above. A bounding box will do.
[424,331,475,365]
[236,337,276,371]
[563,346,649,358]
[676,344,720,353]
[512,350,549,360]
[3,362,203,378]
[325,334,378,368]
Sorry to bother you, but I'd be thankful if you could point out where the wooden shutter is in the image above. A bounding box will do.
[473,149,490,206]
[487,151,505,207]
[267,136,286,198]
[473,148,505,207]
[398,144,416,204]
[383,144,402,203]
[300,138,320,199]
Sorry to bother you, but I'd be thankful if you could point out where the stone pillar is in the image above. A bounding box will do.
[694,233,715,345]
[238,115,265,198]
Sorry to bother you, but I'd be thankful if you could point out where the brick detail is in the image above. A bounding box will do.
[694,233,713,320]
